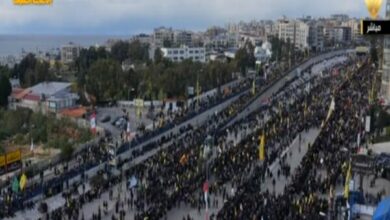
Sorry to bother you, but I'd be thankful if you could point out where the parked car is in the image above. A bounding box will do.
[100,115,111,123]
[115,117,126,127]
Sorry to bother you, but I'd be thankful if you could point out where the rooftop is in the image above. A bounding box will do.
[30,82,72,97]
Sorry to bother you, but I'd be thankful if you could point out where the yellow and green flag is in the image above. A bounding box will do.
[344,161,352,199]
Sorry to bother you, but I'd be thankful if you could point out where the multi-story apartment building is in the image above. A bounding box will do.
[153,27,174,48]
[60,43,80,64]
[277,19,309,50]
[205,33,238,50]
[174,30,193,47]
[333,26,352,43]
[341,19,361,40]
[308,22,324,52]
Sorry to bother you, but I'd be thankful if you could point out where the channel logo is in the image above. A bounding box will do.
[13,0,53,5]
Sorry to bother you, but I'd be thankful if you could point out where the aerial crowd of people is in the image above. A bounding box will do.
[0,53,375,220]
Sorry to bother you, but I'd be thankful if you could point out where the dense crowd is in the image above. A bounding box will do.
[29,54,312,220]
[218,57,371,219]
[0,54,361,220]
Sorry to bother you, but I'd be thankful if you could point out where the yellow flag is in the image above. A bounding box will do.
[19,173,27,191]
[344,161,352,199]
[259,134,265,160]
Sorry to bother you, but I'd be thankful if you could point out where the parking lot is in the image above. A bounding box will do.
[95,106,153,137]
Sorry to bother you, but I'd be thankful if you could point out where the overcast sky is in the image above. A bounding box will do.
[0,0,385,35]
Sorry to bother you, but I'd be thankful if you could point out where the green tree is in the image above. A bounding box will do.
[0,73,11,107]
[270,36,284,62]
[111,41,130,62]
[128,40,149,62]
[16,53,37,87]
[14,54,52,87]
[235,41,255,75]
[60,140,74,161]
[85,59,126,102]
[154,48,164,64]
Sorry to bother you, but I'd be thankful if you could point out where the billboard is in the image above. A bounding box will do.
[0,149,22,174]
[6,150,21,164]
[0,155,5,167]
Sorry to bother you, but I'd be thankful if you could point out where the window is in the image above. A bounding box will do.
[180,51,184,54]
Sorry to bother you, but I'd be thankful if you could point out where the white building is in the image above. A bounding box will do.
[254,44,272,63]
[277,19,309,50]
[160,46,206,62]
[60,43,80,64]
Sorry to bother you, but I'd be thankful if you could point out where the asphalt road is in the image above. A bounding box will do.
[225,49,354,128]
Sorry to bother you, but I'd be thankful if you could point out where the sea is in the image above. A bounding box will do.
[0,35,129,58]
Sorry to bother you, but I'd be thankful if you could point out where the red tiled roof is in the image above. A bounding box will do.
[11,88,27,99]
[23,94,40,101]
[60,107,87,118]
[14,89,32,100]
